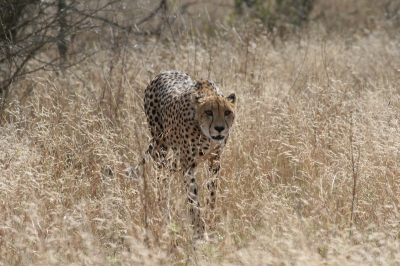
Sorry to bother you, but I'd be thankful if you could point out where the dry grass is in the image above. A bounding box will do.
[1,1,400,265]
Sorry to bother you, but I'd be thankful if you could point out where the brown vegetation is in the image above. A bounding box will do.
[1,0,400,264]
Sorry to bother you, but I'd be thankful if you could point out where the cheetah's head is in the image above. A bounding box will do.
[192,92,236,143]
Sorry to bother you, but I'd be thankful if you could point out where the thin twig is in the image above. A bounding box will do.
[349,112,360,236]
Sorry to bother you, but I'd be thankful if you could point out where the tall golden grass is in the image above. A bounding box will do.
[1,1,400,264]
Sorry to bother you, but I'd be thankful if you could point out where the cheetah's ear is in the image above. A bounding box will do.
[226,93,236,104]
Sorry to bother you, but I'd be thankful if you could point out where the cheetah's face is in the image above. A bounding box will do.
[192,93,236,143]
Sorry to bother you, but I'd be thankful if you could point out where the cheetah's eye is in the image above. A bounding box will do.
[205,110,213,116]
[224,110,232,116]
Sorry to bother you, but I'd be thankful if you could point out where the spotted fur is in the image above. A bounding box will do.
[142,70,236,239]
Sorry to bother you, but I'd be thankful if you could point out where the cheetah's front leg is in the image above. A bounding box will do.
[183,164,205,240]
[205,151,221,231]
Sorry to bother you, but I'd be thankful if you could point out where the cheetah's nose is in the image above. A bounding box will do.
[214,126,225,133]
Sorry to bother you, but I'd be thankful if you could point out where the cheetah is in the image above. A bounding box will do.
[141,70,236,240]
